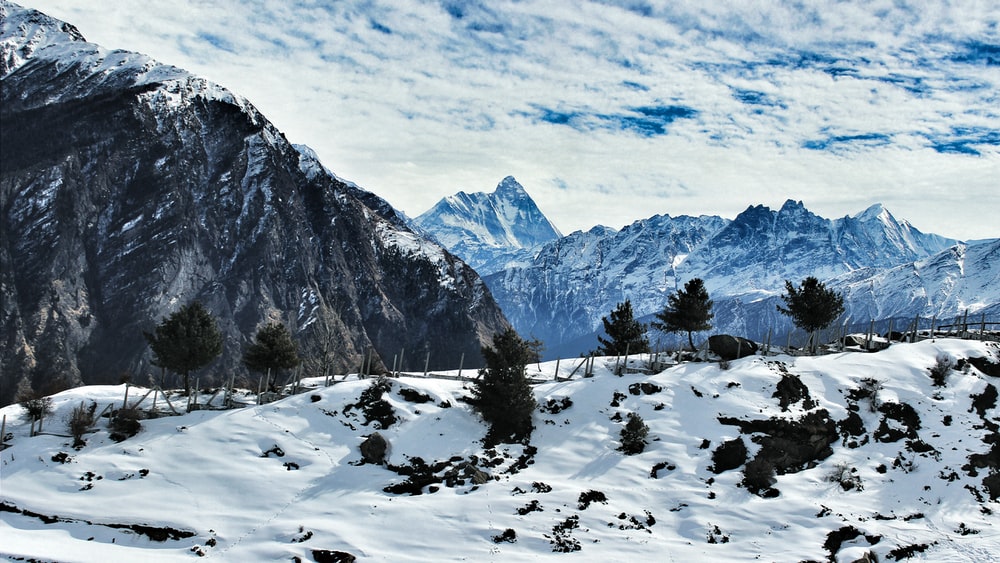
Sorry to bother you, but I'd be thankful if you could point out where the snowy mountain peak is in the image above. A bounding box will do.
[496,175,527,196]
[855,202,890,222]
[412,176,562,274]
[1,0,85,75]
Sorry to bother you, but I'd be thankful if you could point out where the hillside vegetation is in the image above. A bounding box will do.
[1,339,998,561]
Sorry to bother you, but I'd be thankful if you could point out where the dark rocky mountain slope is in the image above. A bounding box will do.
[0,2,509,404]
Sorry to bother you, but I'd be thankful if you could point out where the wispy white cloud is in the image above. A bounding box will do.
[22,0,1000,240]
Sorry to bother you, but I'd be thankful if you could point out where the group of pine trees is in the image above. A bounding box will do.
[144,302,300,395]
[596,276,845,355]
[135,277,842,448]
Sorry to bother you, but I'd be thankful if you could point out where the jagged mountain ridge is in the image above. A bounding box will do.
[411,176,562,274]
[0,1,509,404]
[444,190,968,356]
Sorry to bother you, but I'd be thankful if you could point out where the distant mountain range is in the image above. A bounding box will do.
[414,178,998,357]
[0,1,509,404]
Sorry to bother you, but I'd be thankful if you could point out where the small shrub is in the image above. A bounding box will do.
[929,352,954,387]
[858,378,883,413]
[619,412,649,455]
[67,401,97,448]
[352,376,397,429]
[743,457,777,496]
[16,377,54,423]
[827,461,863,491]
[492,528,517,543]
[109,407,142,442]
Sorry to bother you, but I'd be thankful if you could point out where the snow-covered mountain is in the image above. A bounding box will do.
[482,199,970,356]
[2,339,998,561]
[411,176,562,274]
[0,1,509,404]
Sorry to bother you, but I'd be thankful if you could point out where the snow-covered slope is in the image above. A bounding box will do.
[832,238,1000,322]
[412,176,562,274]
[2,339,998,561]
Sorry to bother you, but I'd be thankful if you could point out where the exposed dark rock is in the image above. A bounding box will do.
[823,526,880,560]
[708,335,758,360]
[875,402,921,443]
[982,471,1000,501]
[311,549,356,563]
[720,410,838,474]
[968,356,1000,377]
[359,433,389,465]
[577,489,608,509]
[398,388,432,404]
[710,438,748,473]
[839,411,866,443]
[971,383,998,417]
[628,382,663,396]
[773,373,816,411]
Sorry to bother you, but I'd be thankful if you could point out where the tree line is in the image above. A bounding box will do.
[136,276,843,397]
[143,302,300,396]
[594,276,845,357]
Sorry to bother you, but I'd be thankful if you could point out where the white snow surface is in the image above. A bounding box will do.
[2,339,999,561]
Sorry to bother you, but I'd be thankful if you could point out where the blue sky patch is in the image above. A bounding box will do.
[802,132,892,151]
[951,41,1000,66]
[530,104,697,137]
[925,126,1000,156]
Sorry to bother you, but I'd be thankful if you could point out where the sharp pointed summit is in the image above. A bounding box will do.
[412,176,561,274]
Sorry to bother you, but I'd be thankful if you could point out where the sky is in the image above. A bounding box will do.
[20,0,1000,240]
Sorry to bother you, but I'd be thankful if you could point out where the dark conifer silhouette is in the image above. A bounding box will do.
[144,302,222,395]
[653,278,714,351]
[596,299,650,356]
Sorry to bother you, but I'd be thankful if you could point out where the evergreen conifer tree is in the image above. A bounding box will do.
[244,322,301,390]
[777,276,845,354]
[472,328,537,445]
[652,278,714,351]
[619,412,649,455]
[596,299,650,356]
[144,302,222,395]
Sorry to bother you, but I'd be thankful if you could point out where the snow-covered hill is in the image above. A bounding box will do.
[2,339,998,561]
[411,176,562,274]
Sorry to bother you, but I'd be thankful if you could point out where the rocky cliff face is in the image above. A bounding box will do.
[0,2,509,404]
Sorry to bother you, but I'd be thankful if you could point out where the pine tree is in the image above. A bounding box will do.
[596,299,650,356]
[619,412,649,455]
[472,328,537,445]
[243,322,300,390]
[777,276,845,354]
[652,278,714,351]
[144,302,222,395]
